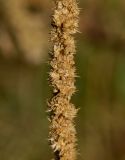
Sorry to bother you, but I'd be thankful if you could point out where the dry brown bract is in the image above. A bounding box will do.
[48,0,79,159]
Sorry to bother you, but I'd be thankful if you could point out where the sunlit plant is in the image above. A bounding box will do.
[48,0,79,159]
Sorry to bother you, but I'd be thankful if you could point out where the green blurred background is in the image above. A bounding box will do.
[1,0,125,159]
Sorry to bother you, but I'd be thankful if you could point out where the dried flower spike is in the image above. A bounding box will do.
[48,0,79,159]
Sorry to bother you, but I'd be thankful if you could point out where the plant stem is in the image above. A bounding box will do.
[48,0,79,159]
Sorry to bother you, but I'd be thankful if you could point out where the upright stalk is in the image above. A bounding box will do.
[48,0,79,159]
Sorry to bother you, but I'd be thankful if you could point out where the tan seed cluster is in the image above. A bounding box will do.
[48,0,79,159]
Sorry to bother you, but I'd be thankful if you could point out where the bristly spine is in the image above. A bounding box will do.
[48,0,79,159]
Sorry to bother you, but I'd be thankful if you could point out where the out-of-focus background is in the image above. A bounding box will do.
[0,0,125,159]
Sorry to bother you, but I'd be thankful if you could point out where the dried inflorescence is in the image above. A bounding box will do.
[48,0,79,159]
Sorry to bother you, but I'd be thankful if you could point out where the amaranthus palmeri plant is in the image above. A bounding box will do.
[48,0,79,159]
